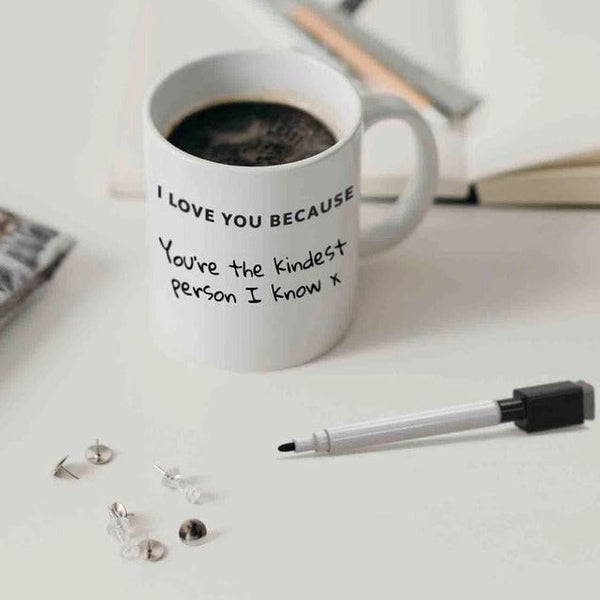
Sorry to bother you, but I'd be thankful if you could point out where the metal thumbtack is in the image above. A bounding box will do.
[85,439,113,465]
[52,456,79,480]
[179,519,208,546]
[153,464,202,504]
[109,501,134,519]
[139,535,165,562]
[107,501,139,559]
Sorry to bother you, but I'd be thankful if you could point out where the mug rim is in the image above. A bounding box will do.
[143,49,363,173]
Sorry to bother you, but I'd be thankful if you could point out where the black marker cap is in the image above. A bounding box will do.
[498,380,594,433]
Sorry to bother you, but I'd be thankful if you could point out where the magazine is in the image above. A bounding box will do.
[0,208,75,328]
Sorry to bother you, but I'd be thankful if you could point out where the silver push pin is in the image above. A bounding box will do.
[153,464,202,504]
[139,536,165,562]
[107,501,139,560]
[179,519,208,546]
[85,439,113,465]
[109,501,133,519]
[52,456,79,480]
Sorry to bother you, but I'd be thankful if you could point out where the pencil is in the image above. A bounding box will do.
[288,1,478,120]
[291,3,438,117]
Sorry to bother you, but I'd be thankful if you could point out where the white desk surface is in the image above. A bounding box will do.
[1,2,599,599]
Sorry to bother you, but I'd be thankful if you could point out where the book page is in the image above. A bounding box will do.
[458,0,600,181]
[353,0,467,195]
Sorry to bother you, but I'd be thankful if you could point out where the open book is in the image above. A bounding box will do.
[110,0,600,205]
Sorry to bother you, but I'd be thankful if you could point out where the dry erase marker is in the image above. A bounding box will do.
[278,381,594,454]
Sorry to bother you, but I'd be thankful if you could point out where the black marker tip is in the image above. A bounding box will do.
[278,442,296,453]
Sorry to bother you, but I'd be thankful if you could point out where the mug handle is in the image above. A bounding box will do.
[359,95,439,257]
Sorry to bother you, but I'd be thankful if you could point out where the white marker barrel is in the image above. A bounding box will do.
[294,401,501,453]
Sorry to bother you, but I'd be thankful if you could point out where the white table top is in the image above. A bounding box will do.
[1,2,599,598]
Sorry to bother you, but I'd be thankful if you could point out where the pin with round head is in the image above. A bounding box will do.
[108,502,133,519]
[107,501,139,559]
[179,519,208,546]
[153,464,202,504]
[139,536,165,562]
[52,456,79,480]
[85,439,113,465]
[120,540,141,560]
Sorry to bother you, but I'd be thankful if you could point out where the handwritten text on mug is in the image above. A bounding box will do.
[158,236,348,305]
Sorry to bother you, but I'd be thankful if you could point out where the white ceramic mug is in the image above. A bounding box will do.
[144,51,438,371]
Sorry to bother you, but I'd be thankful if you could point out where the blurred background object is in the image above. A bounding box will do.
[288,0,479,119]
[0,208,74,329]
[110,0,600,205]
[338,0,368,15]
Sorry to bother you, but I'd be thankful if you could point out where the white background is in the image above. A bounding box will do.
[0,1,599,598]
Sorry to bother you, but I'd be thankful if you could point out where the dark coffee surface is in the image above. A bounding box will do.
[166,101,336,166]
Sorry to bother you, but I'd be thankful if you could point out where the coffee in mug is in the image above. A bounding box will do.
[166,100,337,167]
